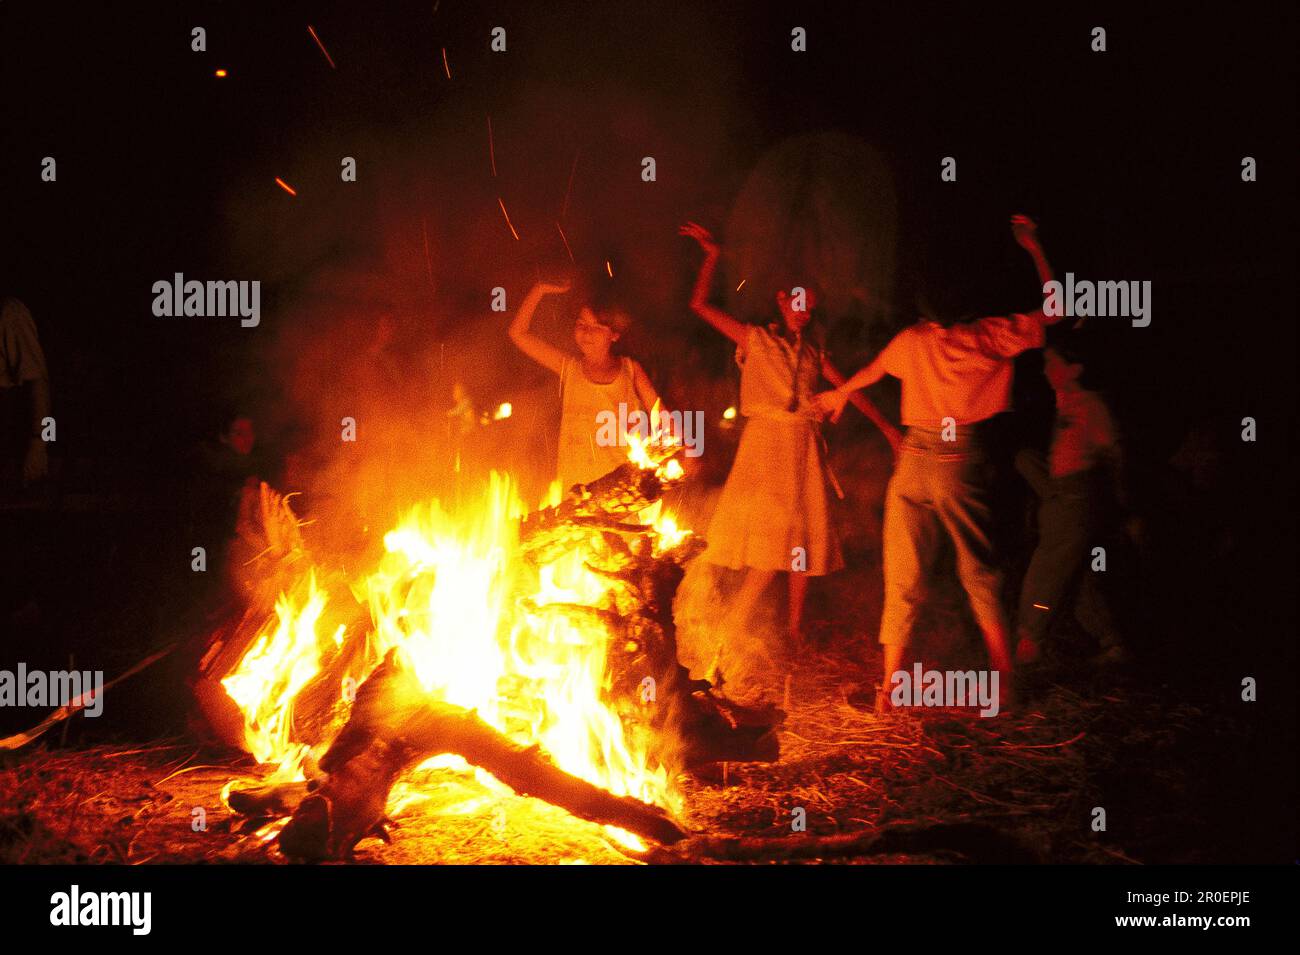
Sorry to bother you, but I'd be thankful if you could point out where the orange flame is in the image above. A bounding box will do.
[219,459,690,829]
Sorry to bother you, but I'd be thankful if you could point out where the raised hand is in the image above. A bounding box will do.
[678,221,719,256]
[1011,214,1040,251]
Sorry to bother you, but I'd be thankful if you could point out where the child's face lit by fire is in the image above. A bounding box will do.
[574,308,618,360]
[776,288,817,335]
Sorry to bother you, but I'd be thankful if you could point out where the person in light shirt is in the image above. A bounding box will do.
[815,216,1064,713]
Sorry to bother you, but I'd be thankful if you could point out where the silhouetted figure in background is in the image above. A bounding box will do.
[0,296,51,494]
[192,412,264,582]
[1014,334,1131,671]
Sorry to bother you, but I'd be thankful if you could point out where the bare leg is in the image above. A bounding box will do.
[878,642,908,714]
[880,642,906,689]
[787,572,809,643]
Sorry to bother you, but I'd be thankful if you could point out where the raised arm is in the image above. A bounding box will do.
[1010,214,1070,327]
[508,281,571,375]
[679,222,749,347]
[821,356,902,453]
[1012,215,1054,286]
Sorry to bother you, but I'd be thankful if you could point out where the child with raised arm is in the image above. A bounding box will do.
[680,221,899,651]
[508,279,662,493]
[813,215,1061,713]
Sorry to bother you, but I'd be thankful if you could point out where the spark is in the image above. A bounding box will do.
[441,47,451,79]
[735,279,746,292]
[497,197,520,241]
[560,150,579,219]
[606,260,614,278]
[487,115,497,177]
[421,217,434,288]
[275,178,297,196]
[214,69,228,78]
[307,25,336,70]
[555,222,574,262]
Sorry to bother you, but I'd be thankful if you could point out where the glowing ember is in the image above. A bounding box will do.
[275,177,297,196]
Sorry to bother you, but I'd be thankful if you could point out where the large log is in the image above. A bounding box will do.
[266,652,686,861]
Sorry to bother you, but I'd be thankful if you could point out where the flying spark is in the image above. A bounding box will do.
[421,217,434,288]
[214,69,228,78]
[560,150,579,219]
[441,47,451,79]
[275,178,297,196]
[555,222,575,262]
[497,198,520,240]
[606,260,614,278]
[307,25,336,69]
[735,279,746,291]
[487,116,497,177]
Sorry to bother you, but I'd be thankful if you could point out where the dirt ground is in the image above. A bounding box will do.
[0,638,1265,865]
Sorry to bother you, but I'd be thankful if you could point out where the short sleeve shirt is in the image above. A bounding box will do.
[879,314,1043,426]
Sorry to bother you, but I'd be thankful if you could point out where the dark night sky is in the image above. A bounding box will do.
[2,0,1295,475]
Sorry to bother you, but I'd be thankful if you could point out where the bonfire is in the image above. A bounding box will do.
[191,434,781,861]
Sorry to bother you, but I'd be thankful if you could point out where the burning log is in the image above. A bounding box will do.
[571,529,784,768]
[520,461,669,563]
[246,652,686,861]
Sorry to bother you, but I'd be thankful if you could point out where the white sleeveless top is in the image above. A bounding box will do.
[557,356,642,490]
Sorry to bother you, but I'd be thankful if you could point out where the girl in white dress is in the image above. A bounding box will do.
[681,222,898,646]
